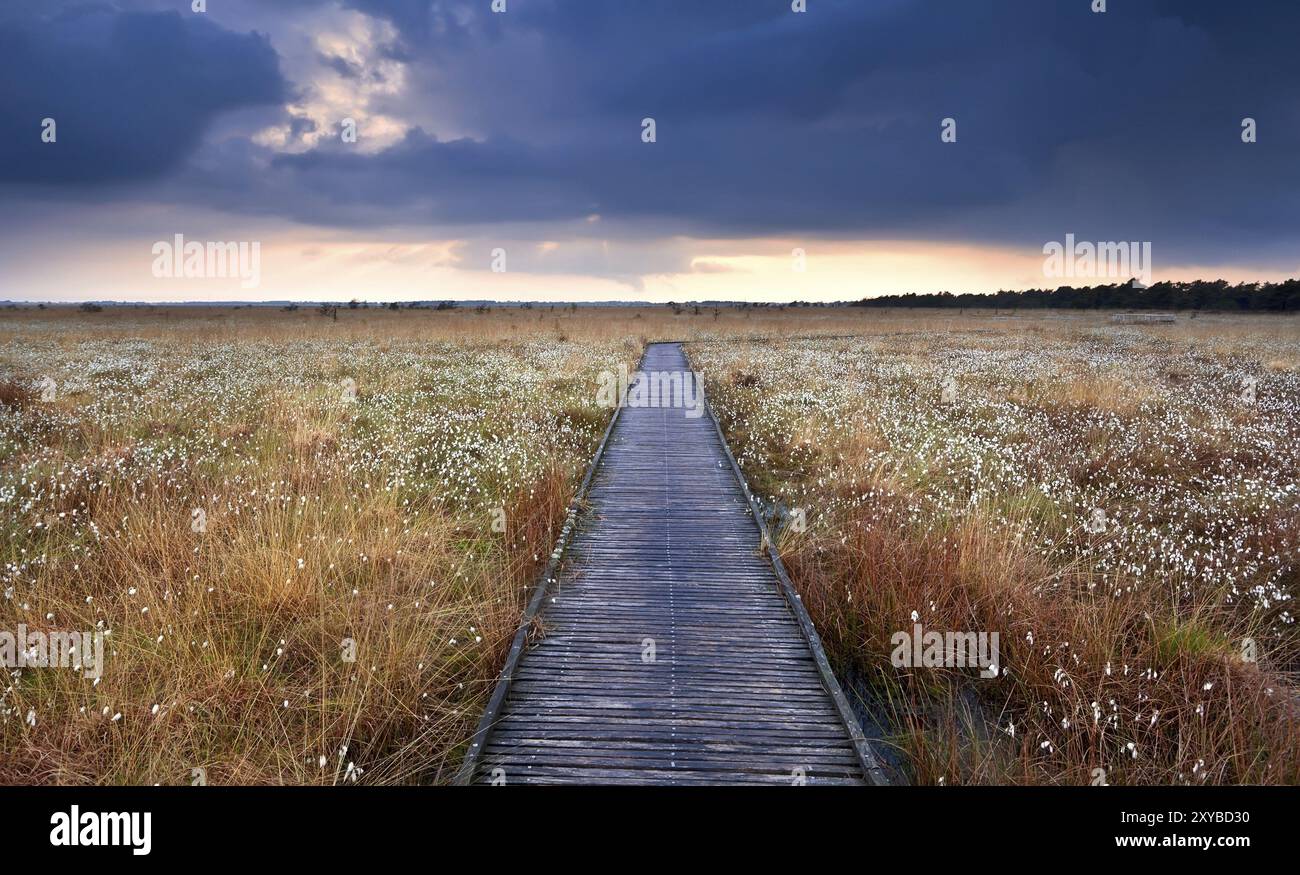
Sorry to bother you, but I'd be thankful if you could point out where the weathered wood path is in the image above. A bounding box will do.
[458,343,886,785]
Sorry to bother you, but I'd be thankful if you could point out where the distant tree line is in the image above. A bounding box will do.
[852,279,1300,312]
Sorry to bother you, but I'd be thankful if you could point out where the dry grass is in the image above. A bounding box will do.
[0,306,656,784]
[0,302,882,348]
[693,314,1300,785]
[2,304,1296,786]
[0,377,40,411]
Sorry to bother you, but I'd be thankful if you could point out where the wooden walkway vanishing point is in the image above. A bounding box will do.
[457,343,888,785]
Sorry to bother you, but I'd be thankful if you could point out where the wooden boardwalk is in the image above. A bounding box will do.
[458,343,886,785]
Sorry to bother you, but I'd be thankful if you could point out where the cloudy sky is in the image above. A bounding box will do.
[2,0,1297,302]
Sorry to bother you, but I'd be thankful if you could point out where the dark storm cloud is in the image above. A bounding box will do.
[318,51,365,79]
[0,4,286,185]
[4,0,1299,266]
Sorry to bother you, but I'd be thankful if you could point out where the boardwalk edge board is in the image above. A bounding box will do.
[453,347,649,785]
[684,342,892,787]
